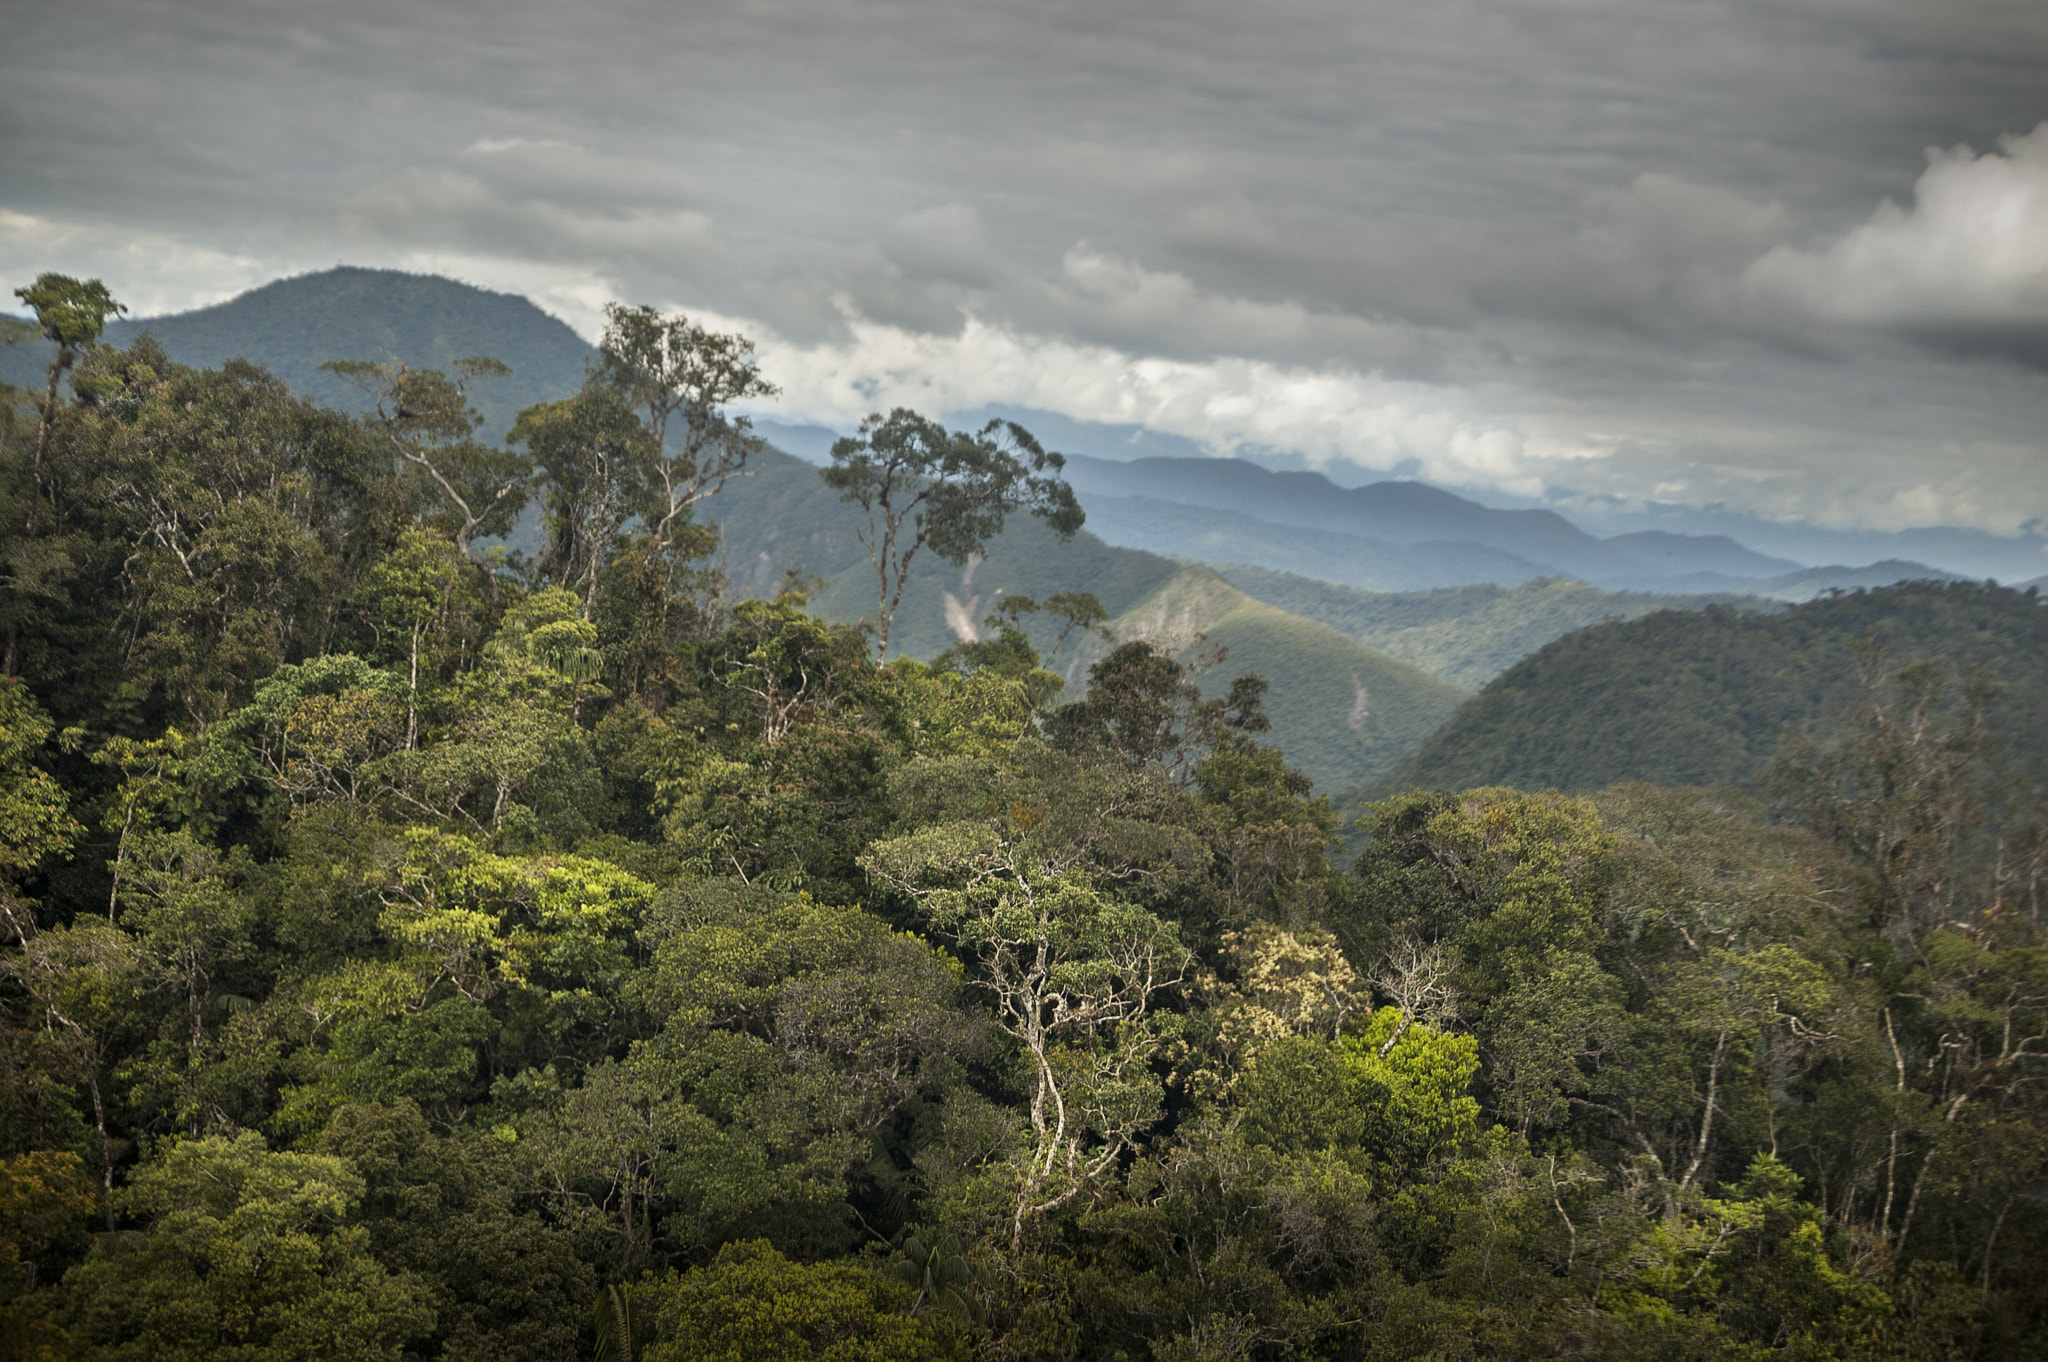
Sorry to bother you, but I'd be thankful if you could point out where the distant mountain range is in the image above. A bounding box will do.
[1053,454,1975,599]
[8,265,2025,793]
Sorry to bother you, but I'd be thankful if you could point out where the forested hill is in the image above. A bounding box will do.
[1213,566,1776,691]
[0,267,595,440]
[1071,567,1472,792]
[1386,580,2048,796]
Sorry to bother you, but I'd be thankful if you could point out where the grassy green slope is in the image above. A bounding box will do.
[1214,565,1777,689]
[1383,581,2048,797]
[1081,567,1472,792]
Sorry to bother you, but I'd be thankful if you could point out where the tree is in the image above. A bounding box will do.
[638,1239,959,1362]
[510,384,656,618]
[0,681,77,904]
[11,276,123,531]
[863,810,1191,1248]
[323,356,528,588]
[0,920,147,1228]
[592,302,778,561]
[0,1149,98,1361]
[1043,640,1274,792]
[888,1231,982,1327]
[84,351,393,729]
[1767,643,1999,948]
[316,1101,592,1362]
[822,410,1082,662]
[53,1131,433,1362]
[3,275,124,678]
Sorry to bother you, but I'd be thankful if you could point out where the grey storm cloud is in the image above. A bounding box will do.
[3,0,2045,535]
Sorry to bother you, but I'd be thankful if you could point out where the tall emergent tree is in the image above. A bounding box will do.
[509,385,654,620]
[322,356,529,591]
[822,408,1083,662]
[12,276,124,519]
[4,275,125,677]
[591,303,778,569]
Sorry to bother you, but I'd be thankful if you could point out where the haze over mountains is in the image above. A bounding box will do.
[6,266,2034,794]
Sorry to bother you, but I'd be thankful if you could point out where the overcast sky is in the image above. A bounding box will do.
[5,0,2045,544]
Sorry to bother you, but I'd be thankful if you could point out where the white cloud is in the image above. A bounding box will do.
[464,137,578,155]
[729,303,1608,498]
[0,210,276,318]
[1744,122,2048,329]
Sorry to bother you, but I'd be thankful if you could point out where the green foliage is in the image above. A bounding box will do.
[639,1239,961,1361]
[886,1230,982,1327]
[0,682,77,886]
[14,276,125,354]
[1,280,2042,1362]
[823,407,1083,661]
[316,1101,592,1362]
[53,1131,433,1362]
[1390,581,2048,801]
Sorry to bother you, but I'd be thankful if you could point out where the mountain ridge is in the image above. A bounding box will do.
[1072,566,1473,793]
[1377,579,2048,800]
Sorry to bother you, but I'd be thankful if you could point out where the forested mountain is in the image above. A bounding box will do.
[1212,567,1775,690]
[1,273,2044,1362]
[1387,581,2048,797]
[1068,567,1471,792]
[0,267,596,442]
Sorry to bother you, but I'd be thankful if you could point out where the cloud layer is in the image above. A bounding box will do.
[1746,123,2048,340]
[3,0,2044,536]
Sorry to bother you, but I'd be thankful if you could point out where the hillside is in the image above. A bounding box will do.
[1074,567,1472,792]
[1383,580,2048,797]
[3,267,596,441]
[1213,566,1777,689]
[704,444,1184,662]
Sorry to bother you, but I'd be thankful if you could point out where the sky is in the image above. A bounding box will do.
[4,0,2045,552]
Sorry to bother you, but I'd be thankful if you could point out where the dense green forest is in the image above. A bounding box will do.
[2,276,2044,1361]
[1386,585,2048,800]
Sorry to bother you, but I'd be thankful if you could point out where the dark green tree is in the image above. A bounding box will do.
[323,356,528,590]
[3,274,124,681]
[821,409,1082,662]
[510,384,657,619]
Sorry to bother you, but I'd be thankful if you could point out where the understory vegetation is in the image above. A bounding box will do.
[2,276,2043,1361]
